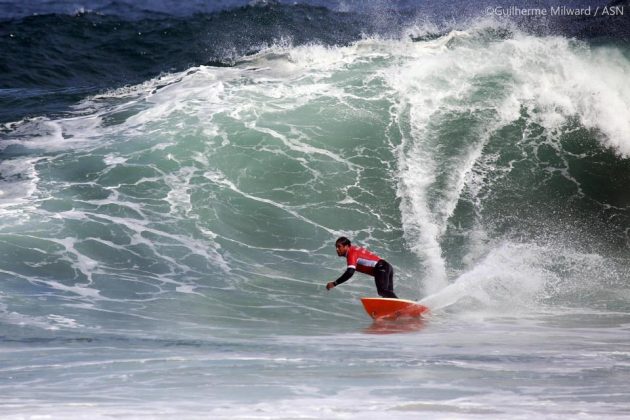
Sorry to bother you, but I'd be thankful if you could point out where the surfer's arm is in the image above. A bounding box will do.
[333,267,356,286]
[326,268,355,291]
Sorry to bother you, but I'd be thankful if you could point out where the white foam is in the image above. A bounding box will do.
[46,314,83,329]
[384,30,502,294]
[1,115,102,154]
[419,240,612,316]
[419,242,550,313]
[0,157,41,213]
[503,35,630,155]
[238,40,364,78]
[164,166,196,217]
[102,154,127,166]
[0,295,85,330]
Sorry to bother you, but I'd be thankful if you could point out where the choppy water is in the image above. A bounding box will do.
[1,1,630,418]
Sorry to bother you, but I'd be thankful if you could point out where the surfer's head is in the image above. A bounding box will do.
[335,237,351,256]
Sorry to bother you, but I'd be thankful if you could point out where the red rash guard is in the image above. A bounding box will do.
[333,245,383,286]
[346,245,381,275]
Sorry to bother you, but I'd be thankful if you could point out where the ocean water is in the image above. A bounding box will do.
[1,1,630,418]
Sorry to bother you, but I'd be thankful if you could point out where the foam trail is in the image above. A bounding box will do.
[386,30,504,295]
[419,241,618,315]
[419,242,551,312]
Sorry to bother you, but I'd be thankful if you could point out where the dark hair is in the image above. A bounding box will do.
[335,237,351,246]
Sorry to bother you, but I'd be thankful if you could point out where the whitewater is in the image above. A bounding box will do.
[1,10,630,419]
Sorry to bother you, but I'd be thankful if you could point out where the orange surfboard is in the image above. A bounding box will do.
[360,297,429,320]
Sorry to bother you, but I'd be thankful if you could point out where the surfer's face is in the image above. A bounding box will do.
[335,243,349,256]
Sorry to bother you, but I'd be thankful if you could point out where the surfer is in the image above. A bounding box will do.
[326,237,398,298]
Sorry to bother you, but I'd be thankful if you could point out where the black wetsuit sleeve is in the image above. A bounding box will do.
[334,268,356,286]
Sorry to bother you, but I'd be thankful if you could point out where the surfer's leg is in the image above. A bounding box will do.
[374,261,388,297]
[374,261,398,298]
[387,265,398,299]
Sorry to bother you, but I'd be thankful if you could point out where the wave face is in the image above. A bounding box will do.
[1,2,630,418]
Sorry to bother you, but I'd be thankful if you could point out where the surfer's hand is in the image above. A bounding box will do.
[326,281,336,290]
